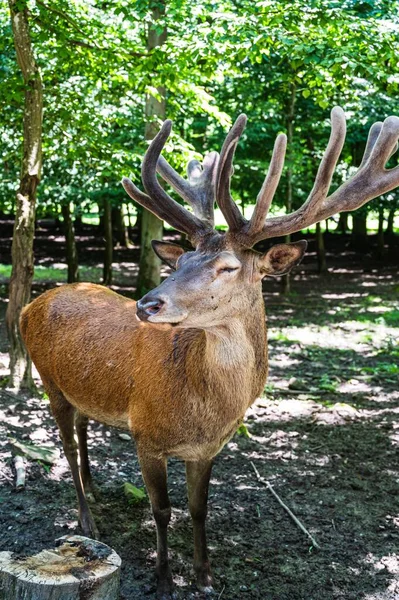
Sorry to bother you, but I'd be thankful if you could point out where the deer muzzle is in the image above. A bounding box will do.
[136,297,165,321]
[136,292,188,324]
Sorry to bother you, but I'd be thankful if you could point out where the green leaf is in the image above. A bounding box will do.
[124,482,147,504]
[237,423,251,438]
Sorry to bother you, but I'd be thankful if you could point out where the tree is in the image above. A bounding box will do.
[103,198,113,285]
[136,1,167,297]
[61,202,79,283]
[6,0,43,391]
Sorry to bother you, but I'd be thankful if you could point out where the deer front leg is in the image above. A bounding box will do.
[186,459,214,593]
[138,453,173,599]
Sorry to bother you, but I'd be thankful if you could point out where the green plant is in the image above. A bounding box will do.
[37,460,51,474]
[318,374,339,393]
[124,482,147,504]
[237,423,251,438]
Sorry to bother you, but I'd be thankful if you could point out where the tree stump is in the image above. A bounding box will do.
[0,535,121,600]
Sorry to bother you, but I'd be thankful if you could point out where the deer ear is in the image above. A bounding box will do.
[151,240,185,270]
[258,240,307,277]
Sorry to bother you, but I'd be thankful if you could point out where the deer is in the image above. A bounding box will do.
[20,107,399,599]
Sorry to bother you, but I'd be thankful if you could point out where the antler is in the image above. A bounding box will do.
[222,107,399,247]
[123,108,399,250]
[156,151,218,227]
[215,114,247,231]
[122,120,215,245]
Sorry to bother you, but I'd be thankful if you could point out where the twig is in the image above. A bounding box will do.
[218,584,225,599]
[250,461,320,550]
[308,443,326,452]
[271,387,327,396]
[272,388,308,395]
[0,389,22,400]
[14,455,26,491]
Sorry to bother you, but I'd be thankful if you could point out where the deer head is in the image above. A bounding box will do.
[122,108,399,326]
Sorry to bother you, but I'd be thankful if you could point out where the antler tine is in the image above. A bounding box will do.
[359,120,398,169]
[247,133,287,236]
[156,151,218,226]
[306,106,347,204]
[288,105,346,226]
[359,121,383,169]
[216,114,248,231]
[362,116,399,172]
[122,120,211,243]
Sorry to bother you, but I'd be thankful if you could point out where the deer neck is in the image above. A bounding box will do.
[204,286,267,370]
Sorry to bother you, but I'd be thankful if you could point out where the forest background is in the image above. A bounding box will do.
[1,3,399,599]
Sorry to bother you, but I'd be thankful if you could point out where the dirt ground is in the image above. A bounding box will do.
[0,221,398,599]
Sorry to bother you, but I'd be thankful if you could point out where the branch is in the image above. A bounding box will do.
[251,461,321,550]
[36,0,97,43]
[33,4,146,58]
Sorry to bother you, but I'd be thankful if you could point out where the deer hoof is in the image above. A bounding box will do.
[196,566,214,593]
[199,585,215,595]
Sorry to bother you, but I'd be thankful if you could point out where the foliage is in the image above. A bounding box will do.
[1,0,399,225]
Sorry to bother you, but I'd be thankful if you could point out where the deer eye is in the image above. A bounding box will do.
[218,266,239,274]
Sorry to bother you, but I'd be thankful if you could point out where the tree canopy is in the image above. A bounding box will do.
[1,0,398,222]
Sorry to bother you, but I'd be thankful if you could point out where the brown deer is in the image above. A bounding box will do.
[21,107,399,598]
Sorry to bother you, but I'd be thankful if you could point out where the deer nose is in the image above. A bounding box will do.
[136,297,165,321]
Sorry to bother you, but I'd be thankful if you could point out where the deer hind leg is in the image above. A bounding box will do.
[138,452,173,599]
[45,382,99,539]
[75,412,93,493]
[186,459,214,592]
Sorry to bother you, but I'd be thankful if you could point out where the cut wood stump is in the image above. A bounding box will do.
[0,535,121,600]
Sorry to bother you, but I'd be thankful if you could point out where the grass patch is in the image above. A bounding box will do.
[0,264,102,284]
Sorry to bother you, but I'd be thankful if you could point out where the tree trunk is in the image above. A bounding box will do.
[74,213,83,231]
[103,199,113,285]
[352,212,367,236]
[337,213,348,234]
[134,205,143,236]
[112,205,130,247]
[136,1,166,297]
[377,206,385,259]
[281,83,296,295]
[385,206,396,235]
[61,203,79,283]
[316,221,328,273]
[0,536,121,600]
[5,0,43,392]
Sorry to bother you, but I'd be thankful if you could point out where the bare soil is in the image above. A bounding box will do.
[0,221,398,599]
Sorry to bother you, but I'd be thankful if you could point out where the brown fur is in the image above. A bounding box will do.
[21,282,268,460]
